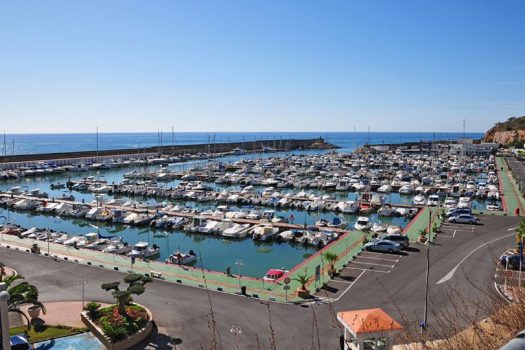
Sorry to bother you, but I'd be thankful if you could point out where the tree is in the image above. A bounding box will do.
[516,218,525,250]
[294,271,310,290]
[323,252,338,276]
[3,275,46,327]
[101,273,152,316]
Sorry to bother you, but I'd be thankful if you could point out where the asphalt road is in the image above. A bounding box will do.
[0,215,519,349]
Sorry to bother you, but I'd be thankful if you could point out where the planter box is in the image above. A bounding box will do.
[81,304,153,350]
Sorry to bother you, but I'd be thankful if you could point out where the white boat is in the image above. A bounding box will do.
[166,250,197,265]
[377,184,392,193]
[102,240,131,255]
[413,194,426,205]
[198,220,220,234]
[128,242,160,259]
[427,194,440,206]
[457,196,471,209]
[386,225,402,235]
[76,233,98,247]
[63,236,83,246]
[252,225,279,241]
[222,223,251,238]
[399,185,413,195]
[371,223,387,233]
[354,217,371,231]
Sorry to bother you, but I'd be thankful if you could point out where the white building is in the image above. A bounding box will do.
[449,139,498,156]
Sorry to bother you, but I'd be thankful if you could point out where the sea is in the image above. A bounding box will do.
[1,132,484,155]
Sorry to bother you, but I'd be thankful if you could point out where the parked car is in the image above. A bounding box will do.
[10,333,32,350]
[500,254,525,271]
[363,239,402,253]
[382,234,410,249]
[445,208,472,218]
[448,214,478,224]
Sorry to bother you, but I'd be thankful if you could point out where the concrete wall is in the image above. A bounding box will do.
[0,138,321,164]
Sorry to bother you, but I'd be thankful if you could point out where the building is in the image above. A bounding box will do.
[449,139,498,156]
[337,308,403,350]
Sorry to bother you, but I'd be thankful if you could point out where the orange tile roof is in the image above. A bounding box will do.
[337,308,403,334]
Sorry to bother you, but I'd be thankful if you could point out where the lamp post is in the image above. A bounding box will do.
[0,283,11,350]
[0,215,7,242]
[78,280,88,308]
[236,260,243,290]
[421,206,432,332]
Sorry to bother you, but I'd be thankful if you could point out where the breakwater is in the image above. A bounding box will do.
[0,138,337,169]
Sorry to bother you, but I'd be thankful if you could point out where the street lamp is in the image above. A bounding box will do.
[77,280,88,308]
[235,260,243,289]
[230,325,243,350]
[421,206,432,332]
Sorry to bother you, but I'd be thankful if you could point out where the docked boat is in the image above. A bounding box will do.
[128,242,160,259]
[413,194,426,205]
[263,269,287,282]
[251,225,279,241]
[222,223,251,238]
[166,250,197,265]
[354,217,371,231]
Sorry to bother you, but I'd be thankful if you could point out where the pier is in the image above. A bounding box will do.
[0,138,337,170]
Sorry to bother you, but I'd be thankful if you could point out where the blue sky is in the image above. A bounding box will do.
[1,0,524,133]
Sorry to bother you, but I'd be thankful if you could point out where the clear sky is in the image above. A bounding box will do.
[1,0,524,133]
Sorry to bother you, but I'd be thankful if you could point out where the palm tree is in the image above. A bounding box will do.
[3,275,46,326]
[516,218,525,250]
[323,252,338,276]
[293,271,310,298]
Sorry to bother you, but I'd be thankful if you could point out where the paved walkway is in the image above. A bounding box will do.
[10,301,108,328]
[497,157,525,216]
[402,206,441,241]
[0,231,365,303]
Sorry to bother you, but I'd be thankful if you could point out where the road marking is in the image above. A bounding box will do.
[508,227,517,232]
[354,255,399,262]
[437,232,515,285]
[360,251,402,258]
[351,260,394,268]
[331,269,366,302]
[344,267,390,274]
[494,282,512,303]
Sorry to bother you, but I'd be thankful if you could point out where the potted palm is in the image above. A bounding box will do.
[28,305,41,320]
[294,271,310,299]
[418,229,428,243]
[30,243,40,254]
[324,252,338,277]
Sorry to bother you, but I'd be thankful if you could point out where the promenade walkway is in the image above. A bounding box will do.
[0,230,364,303]
[497,157,525,216]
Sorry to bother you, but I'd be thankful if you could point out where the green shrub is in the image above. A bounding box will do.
[84,302,101,321]
[101,322,127,342]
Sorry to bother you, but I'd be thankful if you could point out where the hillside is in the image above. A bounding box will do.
[485,116,525,145]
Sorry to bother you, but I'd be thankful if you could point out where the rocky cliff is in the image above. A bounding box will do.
[485,116,525,145]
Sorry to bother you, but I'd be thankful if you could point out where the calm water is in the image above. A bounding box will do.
[1,132,483,155]
[0,132,489,276]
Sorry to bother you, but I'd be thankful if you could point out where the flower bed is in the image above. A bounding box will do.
[81,303,153,350]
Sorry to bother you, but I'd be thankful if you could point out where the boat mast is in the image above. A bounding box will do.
[96,127,99,161]
[171,126,175,156]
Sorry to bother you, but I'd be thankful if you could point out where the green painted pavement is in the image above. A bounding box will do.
[497,157,525,216]
[0,230,365,302]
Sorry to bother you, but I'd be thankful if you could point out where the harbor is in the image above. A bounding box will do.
[0,141,505,284]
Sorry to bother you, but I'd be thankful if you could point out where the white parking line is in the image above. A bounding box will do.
[355,255,399,262]
[351,260,394,268]
[359,251,403,258]
[344,267,391,274]
[440,230,457,238]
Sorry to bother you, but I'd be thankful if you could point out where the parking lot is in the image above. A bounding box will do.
[313,248,406,302]
[439,220,478,238]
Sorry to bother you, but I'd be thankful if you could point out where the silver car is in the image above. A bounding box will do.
[448,214,478,224]
[363,239,402,253]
